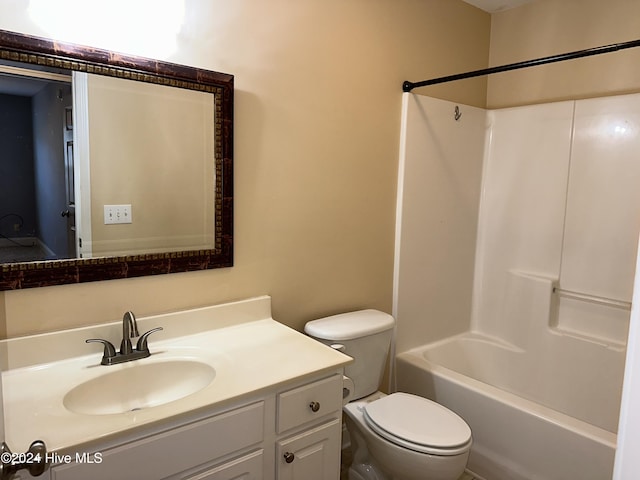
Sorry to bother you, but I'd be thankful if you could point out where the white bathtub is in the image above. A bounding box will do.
[396,333,621,480]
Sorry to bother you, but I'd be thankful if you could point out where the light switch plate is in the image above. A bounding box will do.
[104,204,132,224]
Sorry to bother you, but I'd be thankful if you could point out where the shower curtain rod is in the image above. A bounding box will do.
[402,38,640,92]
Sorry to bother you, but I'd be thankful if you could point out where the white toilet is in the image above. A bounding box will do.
[304,310,472,480]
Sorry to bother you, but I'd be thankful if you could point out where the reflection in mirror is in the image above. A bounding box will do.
[0,29,233,290]
[1,63,73,262]
[79,73,216,258]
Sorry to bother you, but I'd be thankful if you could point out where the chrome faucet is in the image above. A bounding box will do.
[86,311,163,366]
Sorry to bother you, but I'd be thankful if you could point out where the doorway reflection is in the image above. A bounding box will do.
[0,74,73,263]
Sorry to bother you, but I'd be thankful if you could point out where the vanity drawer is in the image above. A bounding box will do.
[51,401,265,480]
[277,374,343,433]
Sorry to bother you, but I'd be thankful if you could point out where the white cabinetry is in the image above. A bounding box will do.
[179,449,264,480]
[276,419,341,480]
[275,374,343,480]
[50,402,265,480]
[39,372,343,480]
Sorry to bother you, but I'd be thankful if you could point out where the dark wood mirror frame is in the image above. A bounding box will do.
[0,30,233,290]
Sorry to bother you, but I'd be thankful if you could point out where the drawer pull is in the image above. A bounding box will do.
[284,452,295,463]
[309,401,321,412]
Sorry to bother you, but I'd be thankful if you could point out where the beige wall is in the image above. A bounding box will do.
[87,74,215,256]
[0,0,490,338]
[488,0,640,108]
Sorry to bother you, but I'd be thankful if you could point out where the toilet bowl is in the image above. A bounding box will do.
[344,392,471,480]
[304,310,472,480]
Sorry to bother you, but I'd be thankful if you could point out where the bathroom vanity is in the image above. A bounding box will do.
[1,296,351,480]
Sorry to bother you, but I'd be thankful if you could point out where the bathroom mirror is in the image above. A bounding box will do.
[0,30,233,290]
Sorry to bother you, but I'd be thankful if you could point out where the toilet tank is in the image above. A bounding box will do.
[304,310,395,400]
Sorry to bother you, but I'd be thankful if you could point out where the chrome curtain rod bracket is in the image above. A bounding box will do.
[402,38,640,92]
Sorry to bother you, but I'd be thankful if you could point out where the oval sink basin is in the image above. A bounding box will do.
[63,360,215,415]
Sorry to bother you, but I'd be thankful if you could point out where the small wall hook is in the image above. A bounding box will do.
[454,105,462,121]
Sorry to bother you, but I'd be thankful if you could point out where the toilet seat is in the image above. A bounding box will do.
[363,393,472,456]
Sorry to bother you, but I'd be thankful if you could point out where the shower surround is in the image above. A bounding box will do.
[393,93,640,479]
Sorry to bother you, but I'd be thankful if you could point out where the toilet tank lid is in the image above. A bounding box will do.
[304,310,395,341]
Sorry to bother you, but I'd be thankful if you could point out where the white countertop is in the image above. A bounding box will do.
[1,296,351,453]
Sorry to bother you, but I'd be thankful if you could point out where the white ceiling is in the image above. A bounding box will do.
[463,0,535,13]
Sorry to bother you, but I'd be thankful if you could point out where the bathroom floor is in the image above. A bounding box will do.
[0,243,50,262]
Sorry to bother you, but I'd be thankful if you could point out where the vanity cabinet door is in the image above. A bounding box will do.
[276,418,341,480]
[181,449,264,480]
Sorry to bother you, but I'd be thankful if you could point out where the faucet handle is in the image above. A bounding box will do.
[136,327,163,353]
[86,339,117,365]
